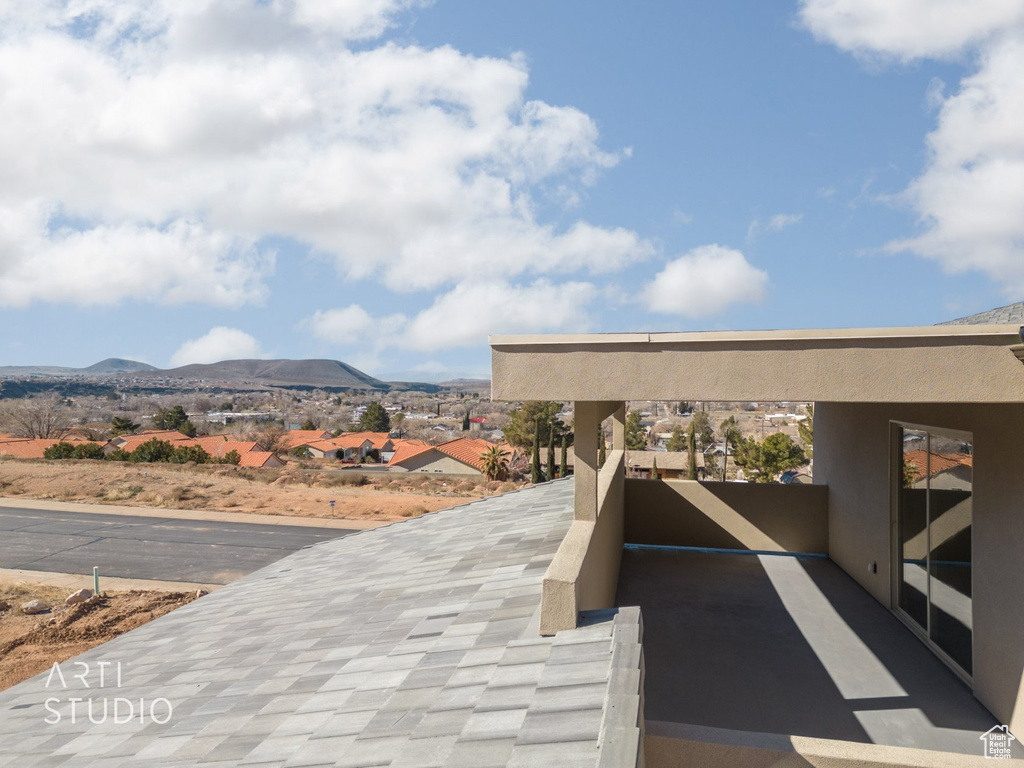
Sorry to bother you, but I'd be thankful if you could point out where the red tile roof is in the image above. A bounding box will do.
[387,439,432,466]
[237,451,279,468]
[0,439,105,459]
[388,437,508,471]
[283,430,332,448]
[903,449,972,482]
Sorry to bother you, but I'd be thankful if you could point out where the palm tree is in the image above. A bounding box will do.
[481,445,509,481]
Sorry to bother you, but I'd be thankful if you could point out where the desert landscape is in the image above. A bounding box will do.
[0,457,517,522]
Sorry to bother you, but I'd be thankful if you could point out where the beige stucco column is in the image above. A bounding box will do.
[573,401,600,522]
[573,401,624,522]
[612,404,626,451]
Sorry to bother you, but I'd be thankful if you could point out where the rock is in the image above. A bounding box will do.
[85,594,102,605]
[0,600,9,612]
[21,600,48,615]
[65,588,93,605]
[195,589,208,598]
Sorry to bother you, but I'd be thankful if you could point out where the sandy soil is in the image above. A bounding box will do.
[0,581,198,692]
[0,458,519,522]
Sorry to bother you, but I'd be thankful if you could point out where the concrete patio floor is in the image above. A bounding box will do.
[616,546,1023,759]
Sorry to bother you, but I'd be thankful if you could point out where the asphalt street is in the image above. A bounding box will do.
[0,507,356,584]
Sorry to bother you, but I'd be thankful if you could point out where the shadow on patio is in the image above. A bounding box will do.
[616,547,1021,758]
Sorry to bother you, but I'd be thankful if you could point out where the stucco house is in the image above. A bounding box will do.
[388,436,510,475]
[489,300,1024,765]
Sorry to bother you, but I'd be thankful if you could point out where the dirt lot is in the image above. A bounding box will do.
[0,580,197,692]
[0,458,520,522]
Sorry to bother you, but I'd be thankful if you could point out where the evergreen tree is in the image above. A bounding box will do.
[110,416,139,436]
[152,405,189,431]
[300,418,317,431]
[598,423,606,467]
[359,402,391,432]
[462,411,471,431]
[560,436,568,478]
[625,410,647,450]
[687,424,698,480]
[651,456,659,480]
[531,417,542,484]
[666,424,687,452]
[546,425,556,480]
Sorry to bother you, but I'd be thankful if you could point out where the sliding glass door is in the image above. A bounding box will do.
[894,424,973,679]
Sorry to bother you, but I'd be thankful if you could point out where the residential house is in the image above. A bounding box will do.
[388,436,510,476]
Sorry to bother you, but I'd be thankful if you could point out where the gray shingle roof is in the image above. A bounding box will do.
[0,480,643,767]
[938,301,1024,325]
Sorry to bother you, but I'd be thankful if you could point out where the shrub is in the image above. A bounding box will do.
[168,445,212,464]
[43,442,77,460]
[106,448,131,462]
[130,439,175,463]
[72,443,106,460]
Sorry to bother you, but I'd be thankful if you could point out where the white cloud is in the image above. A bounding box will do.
[644,245,768,317]
[799,0,1024,60]
[0,203,271,308]
[304,278,597,353]
[170,327,265,367]
[401,279,597,350]
[0,2,651,308]
[801,2,1024,296]
[767,213,804,231]
[304,305,405,346]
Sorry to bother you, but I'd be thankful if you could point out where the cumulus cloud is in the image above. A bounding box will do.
[800,1,1024,296]
[798,0,1024,60]
[304,278,597,353]
[643,245,768,317]
[170,327,265,367]
[0,2,651,308]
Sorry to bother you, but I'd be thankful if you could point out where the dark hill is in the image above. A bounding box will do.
[157,359,388,389]
[83,358,158,375]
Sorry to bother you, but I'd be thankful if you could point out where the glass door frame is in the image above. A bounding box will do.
[889,420,974,686]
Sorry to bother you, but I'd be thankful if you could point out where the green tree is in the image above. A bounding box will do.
[719,416,742,481]
[687,425,698,480]
[560,437,568,478]
[797,405,814,458]
[505,401,568,449]
[481,445,509,481]
[106,448,131,462]
[220,450,241,466]
[359,402,391,433]
[110,416,139,437]
[625,411,647,450]
[733,432,806,483]
[678,401,693,415]
[300,418,317,431]
[462,412,471,431]
[666,424,687,452]
[651,456,659,480]
[598,423,606,467]
[178,419,197,438]
[152,405,189,431]
[690,410,715,451]
[131,439,175,463]
[43,442,77,459]
[531,418,542,484]
[546,425,556,480]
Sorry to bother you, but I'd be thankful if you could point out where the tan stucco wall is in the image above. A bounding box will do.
[624,479,829,554]
[815,402,1024,734]
[492,333,1024,403]
[540,452,625,634]
[390,451,481,475]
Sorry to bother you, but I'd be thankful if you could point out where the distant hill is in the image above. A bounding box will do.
[0,356,445,392]
[82,358,158,375]
[155,359,388,389]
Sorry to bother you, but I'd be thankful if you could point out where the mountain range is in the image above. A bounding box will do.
[0,358,484,390]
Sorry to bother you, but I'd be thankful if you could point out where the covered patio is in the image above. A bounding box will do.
[617,546,1019,757]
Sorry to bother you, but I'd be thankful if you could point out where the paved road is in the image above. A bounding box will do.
[0,507,356,584]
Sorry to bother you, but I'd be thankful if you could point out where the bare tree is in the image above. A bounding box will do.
[245,421,290,454]
[0,398,73,439]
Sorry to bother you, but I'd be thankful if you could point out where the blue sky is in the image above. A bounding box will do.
[1,1,1021,379]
